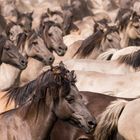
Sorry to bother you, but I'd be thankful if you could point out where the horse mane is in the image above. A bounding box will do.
[103,26,119,39]
[0,35,6,63]
[94,100,128,140]
[40,20,62,33]
[16,32,27,52]
[24,64,76,119]
[117,50,140,70]
[70,0,93,21]
[47,8,63,17]
[115,9,139,31]
[5,21,17,36]
[5,64,76,118]
[74,29,104,58]
[17,30,40,50]
[0,14,7,30]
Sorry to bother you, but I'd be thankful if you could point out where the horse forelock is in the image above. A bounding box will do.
[117,50,140,70]
[6,65,76,110]
[94,100,128,140]
[6,21,17,36]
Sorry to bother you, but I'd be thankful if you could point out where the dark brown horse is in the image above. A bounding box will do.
[0,64,96,140]
[0,35,27,91]
[0,34,27,69]
[16,10,33,32]
[49,91,134,140]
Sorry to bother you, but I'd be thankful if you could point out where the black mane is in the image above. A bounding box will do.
[117,49,140,70]
[6,64,76,108]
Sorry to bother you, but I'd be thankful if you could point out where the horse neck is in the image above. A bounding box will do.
[18,100,57,140]
[20,58,45,85]
[0,63,21,91]
[119,29,129,48]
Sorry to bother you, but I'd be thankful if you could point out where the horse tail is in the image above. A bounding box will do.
[94,99,128,140]
[96,48,118,60]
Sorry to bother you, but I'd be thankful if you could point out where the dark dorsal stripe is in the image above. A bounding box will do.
[117,50,140,69]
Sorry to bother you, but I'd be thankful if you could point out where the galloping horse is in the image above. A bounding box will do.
[0,64,96,140]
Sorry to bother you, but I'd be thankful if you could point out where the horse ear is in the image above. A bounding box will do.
[47,8,52,16]
[130,11,137,20]
[27,11,33,18]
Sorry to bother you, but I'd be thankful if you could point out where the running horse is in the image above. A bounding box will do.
[0,64,96,140]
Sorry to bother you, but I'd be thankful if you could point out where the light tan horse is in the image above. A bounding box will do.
[94,98,140,140]
[111,46,140,60]
[73,69,140,98]
[63,51,140,74]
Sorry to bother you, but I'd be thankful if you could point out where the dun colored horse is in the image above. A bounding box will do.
[0,35,27,91]
[0,64,96,140]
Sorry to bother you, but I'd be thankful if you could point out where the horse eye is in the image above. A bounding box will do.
[108,38,113,42]
[48,33,52,37]
[10,32,13,36]
[5,46,10,50]
[65,96,75,103]
[134,25,139,29]
[32,41,38,45]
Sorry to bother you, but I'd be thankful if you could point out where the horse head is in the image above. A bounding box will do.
[0,35,27,70]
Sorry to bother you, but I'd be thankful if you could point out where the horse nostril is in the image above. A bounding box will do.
[58,46,62,50]
[20,59,27,66]
[88,120,96,128]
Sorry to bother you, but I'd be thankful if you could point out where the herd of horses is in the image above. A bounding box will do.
[0,0,140,140]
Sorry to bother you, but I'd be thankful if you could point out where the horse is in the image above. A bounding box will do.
[0,35,27,91]
[73,25,121,59]
[40,20,67,56]
[0,64,96,140]
[63,51,140,74]
[73,68,140,98]
[94,96,140,140]
[16,30,54,85]
[16,10,33,32]
[111,46,140,60]
[0,0,18,23]
[6,23,54,85]
[53,25,121,64]
[115,9,140,48]
[48,91,133,140]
